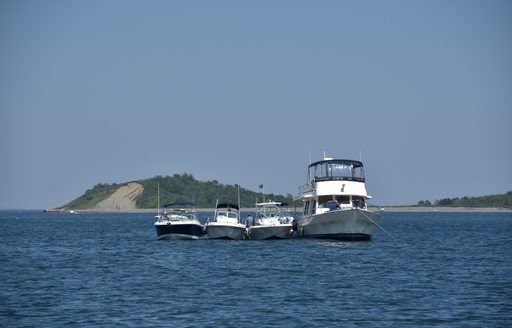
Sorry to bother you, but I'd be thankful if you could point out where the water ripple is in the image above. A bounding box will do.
[1,211,511,327]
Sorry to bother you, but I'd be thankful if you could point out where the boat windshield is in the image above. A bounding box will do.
[257,206,280,218]
[217,211,239,219]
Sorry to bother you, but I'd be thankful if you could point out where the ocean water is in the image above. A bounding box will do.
[1,210,511,327]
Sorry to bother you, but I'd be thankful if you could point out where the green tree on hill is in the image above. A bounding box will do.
[136,174,300,209]
[417,190,512,209]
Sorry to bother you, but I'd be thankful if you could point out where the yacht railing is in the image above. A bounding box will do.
[314,176,365,183]
[157,211,197,222]
[299,184,313,195]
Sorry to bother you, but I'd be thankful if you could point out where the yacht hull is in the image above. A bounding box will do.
[205,223,246,240]
[155,223,204,240]
[248,224,292,240]
[298,209,379,240]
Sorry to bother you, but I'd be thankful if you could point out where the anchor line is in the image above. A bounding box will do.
[358,209,398,241]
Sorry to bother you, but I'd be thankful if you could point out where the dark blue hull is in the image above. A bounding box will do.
[155,223,204,240]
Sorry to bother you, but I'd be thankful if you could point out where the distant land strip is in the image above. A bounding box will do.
[46,174,512,212]
[43,206,511,213]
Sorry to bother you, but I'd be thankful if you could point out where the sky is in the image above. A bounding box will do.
[1,0,511,209]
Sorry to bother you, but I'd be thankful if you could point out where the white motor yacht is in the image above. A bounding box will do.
[296,156,380,240]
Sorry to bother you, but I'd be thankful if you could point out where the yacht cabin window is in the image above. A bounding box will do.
[303,201,310,215]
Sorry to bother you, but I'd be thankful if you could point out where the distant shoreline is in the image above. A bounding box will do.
[373,206,511,213]
[42,206,511,213]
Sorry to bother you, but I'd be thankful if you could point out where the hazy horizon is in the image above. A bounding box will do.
[1,0,511,209]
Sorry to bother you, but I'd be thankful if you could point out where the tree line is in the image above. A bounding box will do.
[137,174,301,209]
[417,190,512,208]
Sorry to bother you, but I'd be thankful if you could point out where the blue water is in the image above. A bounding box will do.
[1,210,511,327]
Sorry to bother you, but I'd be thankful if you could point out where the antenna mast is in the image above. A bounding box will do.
[157,181,160,216]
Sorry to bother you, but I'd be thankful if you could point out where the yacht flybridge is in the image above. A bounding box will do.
[296,157,380,240]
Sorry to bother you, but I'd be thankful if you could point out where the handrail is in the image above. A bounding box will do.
[314,176,365,183]
[298,184,313,195]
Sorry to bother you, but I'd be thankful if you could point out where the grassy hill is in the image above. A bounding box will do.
[60,174,301,210]
[62,183,122,209]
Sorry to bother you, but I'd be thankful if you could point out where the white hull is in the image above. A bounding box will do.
[248,224,292,240]
[205,223,247,240]
[298,208,379,240]
[157,233,201,240]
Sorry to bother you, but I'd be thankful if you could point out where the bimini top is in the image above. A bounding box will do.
[216,203,240,210]
[163,202,194,208]
[307,159,365,183]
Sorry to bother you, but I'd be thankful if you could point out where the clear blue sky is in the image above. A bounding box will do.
[1,0,511,209]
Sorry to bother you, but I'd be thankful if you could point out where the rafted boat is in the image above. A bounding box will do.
[248,201,294,240]
[296,156,380,240]
[154,202,204,240]
[204,203,247,240]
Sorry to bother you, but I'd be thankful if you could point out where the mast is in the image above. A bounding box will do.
[237,184,241,222]
[157,181,160,216]
[259,184,265,203]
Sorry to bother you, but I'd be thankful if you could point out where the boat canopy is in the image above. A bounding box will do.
[216,203,240,210]
[307,159,365,183]
[163,202,194,208]
[309,159,363,169]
